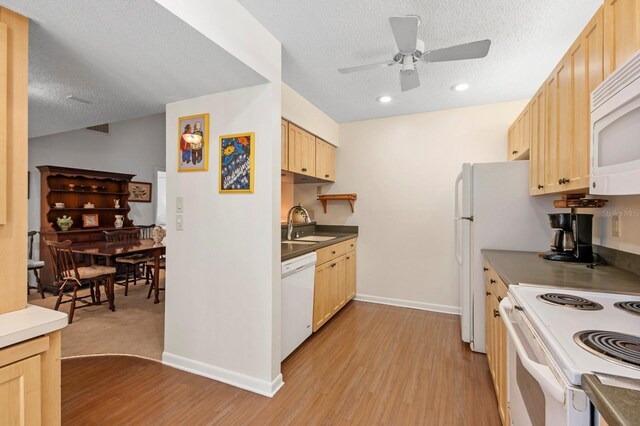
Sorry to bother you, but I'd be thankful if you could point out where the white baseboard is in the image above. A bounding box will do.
[354,293,460,315]
[162,352,284,398]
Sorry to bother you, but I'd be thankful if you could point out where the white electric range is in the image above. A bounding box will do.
[500,285,640,425]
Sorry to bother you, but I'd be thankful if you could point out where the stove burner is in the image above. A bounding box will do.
[615,301,640,316]
[574,330,640,370]
[536,293,604,311]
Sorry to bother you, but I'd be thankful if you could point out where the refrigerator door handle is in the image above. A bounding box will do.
[454,172,463,264]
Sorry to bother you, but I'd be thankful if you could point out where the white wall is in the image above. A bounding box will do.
[295,99,529,312]
[282,82,340,145]
[157,0,282,397]
[28,113,166,255]
[591,195,640,255]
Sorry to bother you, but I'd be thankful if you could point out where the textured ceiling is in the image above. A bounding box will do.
[0,0,267,138]
[238,0,603,123]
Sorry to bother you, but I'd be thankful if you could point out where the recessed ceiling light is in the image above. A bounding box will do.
[451,83,470,92]
[377,95,392,103]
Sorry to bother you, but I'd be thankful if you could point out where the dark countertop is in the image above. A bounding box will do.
[281,232,358,261]
[582,374,640,426]
[481,250,640,295]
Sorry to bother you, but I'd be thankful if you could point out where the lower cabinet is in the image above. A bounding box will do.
[313,239,356,332]
[484,262,510,426]
[0,332,61,425]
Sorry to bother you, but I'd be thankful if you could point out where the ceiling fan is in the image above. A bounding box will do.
[338,16,491,92]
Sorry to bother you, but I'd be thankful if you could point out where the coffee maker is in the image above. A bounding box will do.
[543,213,594,263]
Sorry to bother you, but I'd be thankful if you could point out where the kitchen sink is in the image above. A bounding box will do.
[295,235,337,242]
[281,241,316,245]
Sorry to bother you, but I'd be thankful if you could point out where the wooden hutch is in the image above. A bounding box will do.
[37,165,137,286]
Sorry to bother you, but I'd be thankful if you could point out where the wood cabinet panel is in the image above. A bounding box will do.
[281,119,289,171]
[0,7,28,314]
[484,261,509,426]
[604,0,640,76]
[529,87,546,194]
[315,138,336,182]
[345,251,356,301]
[288,123,316,177]
[313,239,357,332]
[567,9,604,192]
[0,355,41,425]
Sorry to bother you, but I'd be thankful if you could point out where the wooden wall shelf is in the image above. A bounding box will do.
[317,193,357,213]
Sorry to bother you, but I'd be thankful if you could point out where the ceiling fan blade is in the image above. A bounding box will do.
[338,60,396,74]
[389,16,420,54]
[422,39,491,63]
[400,70,420,92]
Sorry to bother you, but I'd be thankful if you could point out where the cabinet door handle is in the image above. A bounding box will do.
[498,296,503,302]
[490,279,496,284]
[512,150,518,155]
[331,251,336,255]
[302,168,307,172]
[483,267,489,272]
[493,309,500,318]
[346,256,350,260]
[486,292,491,296]
[559,179,563,185]
[331,263,336,268]
[325,174,330,178]
[538,184,544,189]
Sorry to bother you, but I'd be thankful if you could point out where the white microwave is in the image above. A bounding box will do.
[590,49,640,195]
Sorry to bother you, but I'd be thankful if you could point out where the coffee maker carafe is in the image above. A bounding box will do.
[544,213,593,263]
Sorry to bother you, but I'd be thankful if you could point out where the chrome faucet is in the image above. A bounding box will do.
[287,205,311,240]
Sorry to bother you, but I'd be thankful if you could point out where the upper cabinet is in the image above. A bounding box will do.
[604,0,640,76]
[281,119,336,182]
[507,106,530,161]
[315,138,336,181]
[513,1,638,196]
[281,118,289,171]
[288,123,316,177]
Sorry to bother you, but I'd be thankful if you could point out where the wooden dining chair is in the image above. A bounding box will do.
[44,239,115,323]
[138,224,155,240]
[146,257,166,299]
[104,229,153,296]
[27,231,46,298]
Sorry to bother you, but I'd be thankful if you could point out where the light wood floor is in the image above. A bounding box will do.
[61,301,500,425]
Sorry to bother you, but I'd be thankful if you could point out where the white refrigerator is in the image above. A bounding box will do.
[455,161,555,353]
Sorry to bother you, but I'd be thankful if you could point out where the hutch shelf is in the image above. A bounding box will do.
[37,165,137,286]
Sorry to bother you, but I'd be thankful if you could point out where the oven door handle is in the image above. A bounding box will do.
[499,298,566,404]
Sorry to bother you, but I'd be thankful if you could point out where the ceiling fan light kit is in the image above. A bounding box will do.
[338,16,491,93]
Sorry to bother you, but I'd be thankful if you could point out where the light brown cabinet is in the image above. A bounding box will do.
[0,355,41,425]
[313,238,357,332]
[282,119,336,182]
[288,123,316,177]
[281,119,289,171]
[484,262,510,426]
[604,0,640,77]
[511,2,638,196]
[529,87,546,194]
[0,333,62,425]
[315,138,336,182]
[507,106,530,161]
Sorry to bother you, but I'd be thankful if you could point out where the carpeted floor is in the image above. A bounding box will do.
[28,274,164,360]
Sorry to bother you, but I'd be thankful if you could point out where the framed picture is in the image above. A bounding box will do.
[82,213,99,228]
[178,113,210,172]
[219,132,255,193]
[128,181,152,203]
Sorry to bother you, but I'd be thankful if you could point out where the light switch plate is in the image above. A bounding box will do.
[176,197,184,213]
[612,214,620,237]
[176,214,183,231]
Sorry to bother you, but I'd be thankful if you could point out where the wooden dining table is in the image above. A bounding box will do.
[70,239,166,306]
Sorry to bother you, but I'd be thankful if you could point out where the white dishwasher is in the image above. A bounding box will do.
[281,251,317,361]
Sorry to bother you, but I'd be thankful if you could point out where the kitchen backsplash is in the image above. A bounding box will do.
[589,194,640,256]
